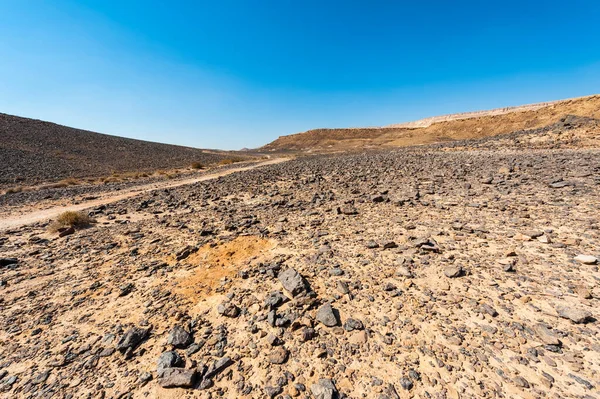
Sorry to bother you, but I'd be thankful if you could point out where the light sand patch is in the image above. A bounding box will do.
[174,236,276,301]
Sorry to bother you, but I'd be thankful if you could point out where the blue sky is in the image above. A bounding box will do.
[1,1,599,150]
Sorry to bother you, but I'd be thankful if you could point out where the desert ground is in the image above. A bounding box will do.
[1,102,599,399]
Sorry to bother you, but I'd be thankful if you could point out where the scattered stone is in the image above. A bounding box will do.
[157,351,184,376]
[204,356,233,380]
[311,378,338,399]
[568,373,594,390]
[533,324,561,346]
[343,318,364,331]
[167,325,193,348]
[217,302,240,318]
[116,326,150,353]
[513,376,530,388]
[278,268,307,296]
[265,291,288,308]
[574,255,598,265]
[396,266,413,278]
[118,283,134,297]
[366,240,379,249]
[337,205,358,215]
[268,347,289,364]
[382,241,398,249]
[0,258,18,267]
[139,372,152,384]
[157,368,196,388]
[444,265,462,278]
[58,227,75,237]
[316,303,339,327]
[399,377,413,390]
[557,306,592,324]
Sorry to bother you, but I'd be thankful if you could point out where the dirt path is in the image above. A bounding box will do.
[0,158,288,231]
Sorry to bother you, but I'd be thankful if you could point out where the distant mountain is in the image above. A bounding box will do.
[262,95,600,152]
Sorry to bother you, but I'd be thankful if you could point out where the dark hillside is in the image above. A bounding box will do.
[0,113,244,186]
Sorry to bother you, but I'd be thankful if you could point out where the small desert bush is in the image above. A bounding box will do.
[44,177,80,189]
[121,172,147,180]
[102,176,120,184]
[50,211,93,231]
[191,162,205,169]
[61,177,79,186]
[4,186,24,195]
[218,157,243,165]
[99,171,148,184]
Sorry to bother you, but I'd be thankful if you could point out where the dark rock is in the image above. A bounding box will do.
[343,318,364,331]
[265,385,283,398]
[58,227,75,237]
[557,306,592,324]
[267,334,283,346]
[268,347,289,364]
[204,356,233,379]
[157,351,184,376]
[316,303,339,327]
[513,376,529,388]
[186,342,203,356]
[399,377,413,390]
[480,304,498,317]
[365,241,379,249]
[116,326,150,353]
[157,368,196,388]
[278,268,307,297]
[167,325,193,348]
[382,241,398,249]
[139,372,153,384]
[118,283,134,297]
[0,258,18,267]
[265,291,288,309]
[300,327,316,342]
[337,205,358,215]
[568,373,594,390]
[311,378,338,399]
[217,302,240,318]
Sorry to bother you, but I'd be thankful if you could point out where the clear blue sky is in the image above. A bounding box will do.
[1,0,599,150]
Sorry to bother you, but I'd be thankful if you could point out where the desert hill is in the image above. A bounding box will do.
[0,113,247,187]
[262,94,600,152]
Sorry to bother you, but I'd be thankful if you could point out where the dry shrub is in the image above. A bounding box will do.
[44,177,80,189]
[102,176,120,184]
[191,162,204,169]
[218,157,243,165]
[50,211,93,231]
[4,186,24,195]
[61,177,79,186]
[120,172,146,180]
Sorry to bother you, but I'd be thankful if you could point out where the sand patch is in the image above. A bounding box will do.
[174,235,276,300]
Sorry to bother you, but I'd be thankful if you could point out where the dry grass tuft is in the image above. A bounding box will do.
[49,211,93,231]
[43,177,81,189]
[191,162,205,169]
[218,157,243,166]
[4,186,24,195]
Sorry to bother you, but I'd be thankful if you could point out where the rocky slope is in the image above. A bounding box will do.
[0,113,249,188]
[262,95,600,153]
[1,132,599,398]
[386,98,568,129]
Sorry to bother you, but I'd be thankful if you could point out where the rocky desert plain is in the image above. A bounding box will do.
[1,96,600,399]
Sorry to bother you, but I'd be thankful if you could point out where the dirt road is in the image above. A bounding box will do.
[0,158,288,231]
